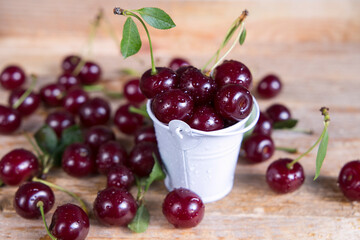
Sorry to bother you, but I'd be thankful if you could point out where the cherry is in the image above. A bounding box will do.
[84,125,115,153]
[113,104,144,135]
[62,88,89,114]
[162,188,205,228]
[338,160,360,201]
[78,61,102,85]
[96,141,128,175]
[93,187,137,226]
[0,148,39,186]
[151,89,194,124]
[45,110,76,138]
[266,158,305,193]
[107,165,135,190]
[140,67,178,99]
[57,72,81,90]
[0,65,26,90]
[62,143,94,177]
[252,112,273,136]
[79,97,111,127]
[40,83,66,107]
[257,74,282,98]
[179,67,217,104]
[123,78,146,104]
[214,84,253,121]
[213,60,252,90]
[243,134,275,163]
[8,88,41,116]
[134,126,157,144]
[62,55,81,73]
[176,65,193,80]
[169,58,190,71]
[187,105,224,131]
[128,142,160,177]
[14,181,54,219]
[0,105,22,134]
[265,104,291,123]
[50,203,90,240]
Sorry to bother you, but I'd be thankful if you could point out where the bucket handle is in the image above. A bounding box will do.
[168,120,203,150]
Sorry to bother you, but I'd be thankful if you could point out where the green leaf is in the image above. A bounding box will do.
[121,17,142,58]
[239,28,247,45]
[61,125,83,146]
[314,128,329,180]
[135,7,175,30]
[34,125,58,154]
[144,154,166,192]
[128,204,150,233]
[273,119,298,129]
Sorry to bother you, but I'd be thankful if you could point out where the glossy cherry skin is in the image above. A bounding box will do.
[107,165,135,190]
[96,141,128,175]
[78,61,101,85]
[243,134,274,163]
[257,74,282,99]
[8,88,41,116]
[179,67,217,104]
[0,65,26,90]
[62,55,81,73]
[187,105,224,131]
[57,72,81,90]
[62,143,94,177]
[266,158,305,193]
[214,84,253,121]
[252,112,273,136]
[50,203,90,240]
[151,89,194,124]
[84,125,115,153]
[140,67,178,99]
[213,60,252,90]
[128,142,160,177]
[0,105,22,134]
[45,111,76,138]
[40,83,66,107]
[0,149,39,186]
[338,160,360,201]
[134,126,157,144]
[62,88,89,114]
[14,182,55,219]
[93,187,137,226]
[113,104,144,135]
[162,188,205,228]
[79,97,111,128]
[266,104,291,123]
[123,79,146,104]
[169,58,190,71]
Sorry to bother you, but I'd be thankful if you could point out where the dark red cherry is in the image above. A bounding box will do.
[169,58,190,71]
[0,105,22,134]
[243,134,274,163]
[50,203,90,240]
[338,160,360,201]
[179,67,217,104]
[187,105,224,131]
[214,84,253,121]
[57,72,81,90]
[79,97,111,128]
[128,142,160,177]
[176,65,193,80]
[0,65,26,90]
[266,158,305,193]
[14,182,55,219]
[140,67,178,99]
[40,83,66,107]
[61,55,81,73]
[96,141,128,175]
[252,112,273,136]
[45,111,76,138]
[0,148,39,186]
[151,89,194,124]
[107,165,135,190]
[93,187,137,226]
[123,79,146,104]
[213,60,252,89]
[266,104,291,123]
[78,61,101,85]
[8,88,40,116]
[134,126,157,144]
[84,125,115,153]
[162,188,205,228]
[257,74,282,98]
[62,88,89,114]
[113,104,144,135]
[62,143,94,177]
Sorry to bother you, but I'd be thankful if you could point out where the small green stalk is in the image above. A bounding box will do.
[37,201,57,240]
[0,179,3,187]
[129,105,150,119]
[12,74,37,109]
[276,146,298,154]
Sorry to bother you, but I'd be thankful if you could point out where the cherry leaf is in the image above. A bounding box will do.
[239,28,247,45]
[34,125,58,154]
[314,128,329,180]
[144,154,165,192]
[128,204,150,233]
[121,17,142,58]
[134,7,175,30]
[273,119,298,129]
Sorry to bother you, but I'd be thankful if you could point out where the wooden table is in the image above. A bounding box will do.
[1,0,360,239]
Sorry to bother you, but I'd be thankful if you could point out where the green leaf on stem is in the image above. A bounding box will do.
[128,204,150,233]
[239,28,247,45]
[273,119,298,129]
[121,17,142,58]
[34,125,58,154]
[144,154,166,192]
[61,125,83,146]
[134,7,175,30]
[314,128,329,180]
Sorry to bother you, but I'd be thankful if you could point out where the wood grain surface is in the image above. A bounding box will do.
[1,0,360,239]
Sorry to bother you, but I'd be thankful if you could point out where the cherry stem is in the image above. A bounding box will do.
[0,179,3,186]
[12,74,37,109]
[24,132,43,160]
[83,84,123,99]
[129,105,150,119]
[37,201,57,240]
[276,146,298,154]
[33,177,88,214]
[119,68,140,77]
[276,128,314,135]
